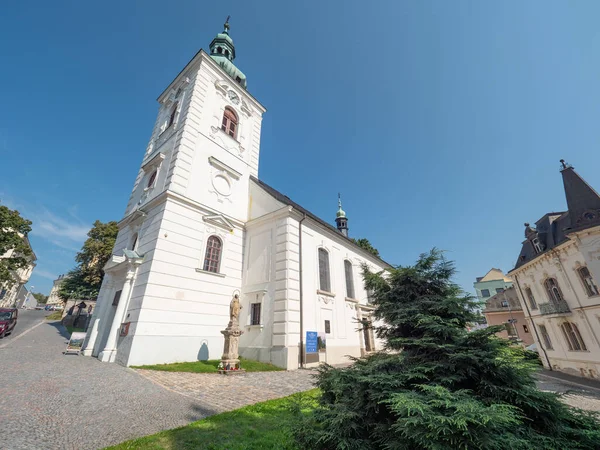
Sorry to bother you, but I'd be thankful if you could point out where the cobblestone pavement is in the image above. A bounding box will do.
[135,368,316,414]
[4,318,600,450]
[0,320,209,450]
[536,372,600,412]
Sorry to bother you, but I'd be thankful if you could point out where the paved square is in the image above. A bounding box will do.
[3,310,600,450]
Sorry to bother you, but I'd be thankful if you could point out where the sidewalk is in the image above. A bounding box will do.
[536,369,600,392]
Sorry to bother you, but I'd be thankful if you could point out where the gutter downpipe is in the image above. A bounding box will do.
[298,212,307,369]
[514,274,552,370]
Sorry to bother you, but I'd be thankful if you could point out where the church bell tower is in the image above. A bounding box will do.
[84,19,267,367]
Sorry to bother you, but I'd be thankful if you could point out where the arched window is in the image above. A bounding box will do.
[203,236,222,273]
[224,49,230,57]
[560,322,587,351]
[544,278,564,304]
[525,287,537,310]
[344,260,355,299]
[539,325,553,350]
[167,101,178,128]
[130,233,138,251]
[221,107,238,139]
[318,248,331,292]
[217,46,223,54]
[577,266,599,297]
[147,170,157,188]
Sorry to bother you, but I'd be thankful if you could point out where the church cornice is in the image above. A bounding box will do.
[127,189,246,230]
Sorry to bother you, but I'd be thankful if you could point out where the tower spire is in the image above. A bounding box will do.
[335,193,349,237]
[209,17,247,89]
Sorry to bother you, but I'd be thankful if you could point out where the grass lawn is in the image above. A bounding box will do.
[45,311,63,321]
[132,357,284,373]
[65,325,85,334]
[106,389,318,450]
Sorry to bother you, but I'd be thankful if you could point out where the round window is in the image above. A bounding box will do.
[213,174,231,196]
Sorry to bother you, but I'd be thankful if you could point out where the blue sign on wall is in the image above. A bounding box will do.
[306,331,318,353]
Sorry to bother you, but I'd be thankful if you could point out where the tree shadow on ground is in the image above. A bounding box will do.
[46,320,71,341]
[111,391,318,450]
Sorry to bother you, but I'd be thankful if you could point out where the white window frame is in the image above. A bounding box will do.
[196,233,226,277]
[344,260,356,300]
[245,291,266,328]
[317,247,332,294]
[577,266,599,297]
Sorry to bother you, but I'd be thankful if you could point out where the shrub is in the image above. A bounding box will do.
[294,250,600,450]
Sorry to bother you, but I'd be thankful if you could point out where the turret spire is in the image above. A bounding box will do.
[335,194,349,237]
[560,159,600,230]
[209,17,247,89]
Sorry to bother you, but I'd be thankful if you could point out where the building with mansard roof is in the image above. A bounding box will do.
[508,160,600,379]
[82,21,389,369]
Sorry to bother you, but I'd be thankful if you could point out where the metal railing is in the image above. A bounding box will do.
[539,300,571,315]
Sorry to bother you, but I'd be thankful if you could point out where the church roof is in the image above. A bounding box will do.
[250,176,392,268]
[511,160,600,272]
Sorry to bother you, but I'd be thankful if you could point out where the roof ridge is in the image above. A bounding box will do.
[250,176,393,268]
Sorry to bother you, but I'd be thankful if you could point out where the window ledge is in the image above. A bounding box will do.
[246,324,264,330]
[195,268,226,278]
[317,290,335,298]
[217,126,240,144]
[345,297,359,303]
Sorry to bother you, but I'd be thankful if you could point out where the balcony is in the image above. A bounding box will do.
[539,301,571,316]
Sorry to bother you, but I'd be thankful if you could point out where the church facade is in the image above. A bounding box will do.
[82,22,389,369]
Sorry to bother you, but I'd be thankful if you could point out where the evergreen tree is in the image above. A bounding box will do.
[351,237,380,258]
[294,250,600,450]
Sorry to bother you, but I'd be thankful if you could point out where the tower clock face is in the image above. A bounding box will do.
[227,90,240,105]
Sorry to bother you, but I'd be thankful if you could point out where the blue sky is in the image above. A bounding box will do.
[2,1,600,295]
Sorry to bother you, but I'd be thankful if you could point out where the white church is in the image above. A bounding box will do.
[82,21,389,369]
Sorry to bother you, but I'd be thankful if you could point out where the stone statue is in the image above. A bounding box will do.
[229,294,241,324]
[220,293,245,374]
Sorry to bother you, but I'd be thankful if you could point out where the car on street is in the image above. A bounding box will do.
[0,308,18,338]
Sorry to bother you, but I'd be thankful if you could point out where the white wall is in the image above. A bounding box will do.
[91,51,266,367]
[241,182,388,369]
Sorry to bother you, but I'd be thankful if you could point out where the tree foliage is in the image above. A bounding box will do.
[294,249,600,450]
[32,292,48,304]
[58,220,118,301]
[351,237,380,258]
[0,205,33,285]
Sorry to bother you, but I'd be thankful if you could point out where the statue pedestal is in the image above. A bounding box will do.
[219,320,245,375]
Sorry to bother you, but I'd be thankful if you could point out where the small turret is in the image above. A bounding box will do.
[209,16,247,89]
[335,194,349,237]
